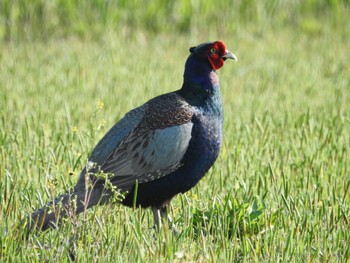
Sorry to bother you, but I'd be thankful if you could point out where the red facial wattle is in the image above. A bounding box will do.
[208,41,227,70]
[208,54,224,70]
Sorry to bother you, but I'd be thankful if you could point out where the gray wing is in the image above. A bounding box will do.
[88,106,146,166]
[75,105,145,188]
[91,93,194,189]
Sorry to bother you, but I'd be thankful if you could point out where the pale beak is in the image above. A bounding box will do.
[222,50,238,61]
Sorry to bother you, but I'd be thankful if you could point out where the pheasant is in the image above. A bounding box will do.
[28,41,237,233]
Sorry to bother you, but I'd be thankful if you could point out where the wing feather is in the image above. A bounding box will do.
[92,93,194,190]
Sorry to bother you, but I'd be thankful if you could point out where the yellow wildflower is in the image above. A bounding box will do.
[97,100,104,109]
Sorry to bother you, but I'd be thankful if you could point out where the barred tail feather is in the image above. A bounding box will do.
[27,186,109,233]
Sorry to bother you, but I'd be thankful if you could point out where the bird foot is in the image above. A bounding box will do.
[152,206,179,235]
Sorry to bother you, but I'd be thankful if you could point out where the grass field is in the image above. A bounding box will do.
[1,1,350,262]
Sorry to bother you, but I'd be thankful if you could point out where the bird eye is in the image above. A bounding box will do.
[211,48,216,54]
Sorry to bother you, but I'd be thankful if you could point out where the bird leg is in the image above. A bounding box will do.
[152,206,178,234]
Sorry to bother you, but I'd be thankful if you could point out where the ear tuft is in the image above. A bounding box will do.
[189,47,196,53]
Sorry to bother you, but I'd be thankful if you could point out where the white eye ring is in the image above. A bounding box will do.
[211,48,216,54]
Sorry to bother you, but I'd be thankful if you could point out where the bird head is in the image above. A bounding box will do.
[189,41,237,71]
